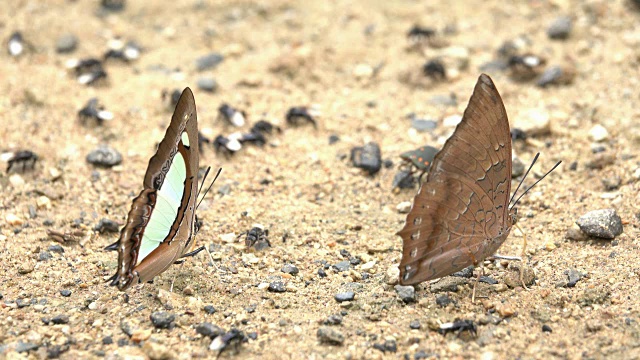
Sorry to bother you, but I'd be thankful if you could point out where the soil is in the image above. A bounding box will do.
[1,1,640,359]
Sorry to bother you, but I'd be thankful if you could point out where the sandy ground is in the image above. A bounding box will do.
[1,0,640,359]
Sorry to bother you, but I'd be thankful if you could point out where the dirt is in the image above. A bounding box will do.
[1,0,640,359]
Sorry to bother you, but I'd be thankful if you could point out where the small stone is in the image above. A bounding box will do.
[268,281,286,293]
[195,322,224,338]
[385,265,400,285]
[94,218,120,233]
[565,223,587,241]
[281,264,299,276]
[6,213,23,226]
[351,142,382,175]
[576,209,623,239]
[409,320,421,329]
[51,314,70,324]
[333,260,350,272]
[9,174,25,187]
[131,329,152,343]
[589,124,609,142]
[396,201,412,214]
[195,52,223,71]
[334,291,355,302]
[38,251,53,261]
[411,118,438,132]
[203,305,216,314]
[36,196,52,209]
[86,146,123,167]
[542,324,552,332]
[547,16,572,40]
[142,341,174,359]
[16,298,31,308]
[48,244,64,253]
[360,260,376,272]
[56,33,78,53]
[435,294,454,307]
[516,109,550,136]
[102,336,113,345]
[585,152,616,169]
[496,303,515,317]
[15,341,39,353]
[394,285,416,303]
[317,268,327,278]
[601,176,621,191]
[429,277,467,293]
[88,302,98,310]
[150,311,175,329]
[325,314,343,325]
[442,114,462,127]
[197,77,217,92]
[537,66,572,87]
[586,320,603,332]
[317,326,344,345]
[566,269,585,288]
[392,169,416,189]
[512,157,525,178]
[60,289,72,297]
[328,135,340,145]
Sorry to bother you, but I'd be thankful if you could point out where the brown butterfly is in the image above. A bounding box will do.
[106,88,212,291]
[397,74,559,286]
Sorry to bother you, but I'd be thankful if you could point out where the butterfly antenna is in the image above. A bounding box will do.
[197,167,212,197]
[197,167,222,210]
[510,159,562,210]
[509,153,540,206]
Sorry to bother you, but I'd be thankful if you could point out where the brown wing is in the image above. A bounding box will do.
[109,88,200,291]
[397,74,512,285]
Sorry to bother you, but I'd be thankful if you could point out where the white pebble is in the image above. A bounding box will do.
[442,114,462,128]
[396,201,412,214]
[589,124,609,142]
[9,174,25,188]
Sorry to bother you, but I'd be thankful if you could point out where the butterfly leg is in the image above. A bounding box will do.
[169,261,185,293]
[471,262,484,303]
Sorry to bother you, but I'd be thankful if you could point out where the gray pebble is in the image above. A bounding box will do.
[86,146,122,167]
[435,294,454,307]
[150,311,175,329]
[317,326,344,345]
[38,251,53,262]
[195,52,223,71]
[51,314,70,324]
[394,285,416,303]
[48,244,64,253]
[16,298,30,308]
[15,341,38,353]
[351,142,382,175]
[56,34,78,53]
[324,314,343,325]
[411,118,438,132]
[332,260,350,272]
[281,264,299,276]
[94,218,120,233]
[566,268,585,288]
[197,77,218,92]
[576,209,623,239]
[537,66,564,87]
[268,281,286,293]
[392,169,416,189]
[334,291,355,302]
[195,322,224,338]
[60,289,72,297]
[203,305,216,314]
[409,320,421,329]
[547,16,572,40]
[512,157,525,178]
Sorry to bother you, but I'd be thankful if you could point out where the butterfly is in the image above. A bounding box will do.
[106,87,214,291]
[397,74,559,287]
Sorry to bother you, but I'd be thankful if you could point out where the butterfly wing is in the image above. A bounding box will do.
[397,74,513,285]
[109,88,200,291]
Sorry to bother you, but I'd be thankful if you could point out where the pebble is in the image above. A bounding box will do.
[511,157,525,178]
[334,291,355,302]
[142,341,174,360]
[51,314,70,324]
[353,63,374,79]
[585,152,615,169]
[6,213,23,226]
[60,289,71,297]
[385,265,400,285]
[86,146,123,167]
[16,298,30,308]
[516,109,550,136]
[392,170,416,189]
[325,314,343,325]
[351,142,382,175]
[317,268,327,278]
[496,303,515,317]
[576,209,623,239]
[38,251,53,261]
[396,201,412,214]
[333,260,350,272]
[589,124,609,142]
[566,269,585,288]
[360,260,376,272]
[36,196,51,209]
[48,244,64,253]
[394,285,416,303]
[94,218,120,233]
[195,52,223,71]
[537,66,567,87]
[195,322,224,338]
[56,33,78,53]
[197,77,217,92]
[150,311,175,329]
[547,16,572,40]
[328,135,340,145]
[429,277,467,293]
[435,294,454,307]
[542,324,553,333]
[203,305,216,314]
[15,341,38,353]
[409,320,421,329]
[442,114,462,127]
[317,327,344,345]
[281,264,299,275]
[411,118,438,132]
[102,336,113,345]
[9,174,25,187]
[268,281,286,293]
